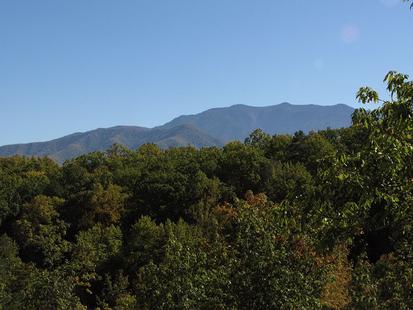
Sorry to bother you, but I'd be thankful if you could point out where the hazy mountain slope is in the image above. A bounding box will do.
[0,125,221,163]
[161,103,354,142]
[145,124,223,149]
[0,103,354,162]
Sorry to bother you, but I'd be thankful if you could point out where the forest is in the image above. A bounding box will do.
[0,72,412,309]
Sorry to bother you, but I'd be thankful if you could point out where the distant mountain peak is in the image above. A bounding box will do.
[229,104,250,108]
[160,103,353,142]
[0,103,354,162]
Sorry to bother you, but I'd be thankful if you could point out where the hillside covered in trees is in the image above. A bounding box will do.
[0,72,412,309]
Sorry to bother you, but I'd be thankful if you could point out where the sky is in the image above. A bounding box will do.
[0,0,412,145]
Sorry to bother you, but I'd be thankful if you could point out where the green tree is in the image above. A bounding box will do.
[287,132,336,174]
[134,219,233,310]
[12,195,70,267]
[265,134,292,161]
[80,183,127,228]
[229,198,326,309]
[125,216,166,271]
[0,234,83,310]
[0,171,20,227]
[71,224,123,307]
[219,141,272,195]
[244,128,271,149]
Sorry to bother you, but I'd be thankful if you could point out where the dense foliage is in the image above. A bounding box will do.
[0,72,412,309]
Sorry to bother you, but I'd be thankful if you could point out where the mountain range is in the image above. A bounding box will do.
[0,103,354,163]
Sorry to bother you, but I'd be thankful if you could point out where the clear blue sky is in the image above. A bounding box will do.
[0,0,412,145]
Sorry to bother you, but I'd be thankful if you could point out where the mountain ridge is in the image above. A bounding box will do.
[0,103,354,162]
[160,103,354,142]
